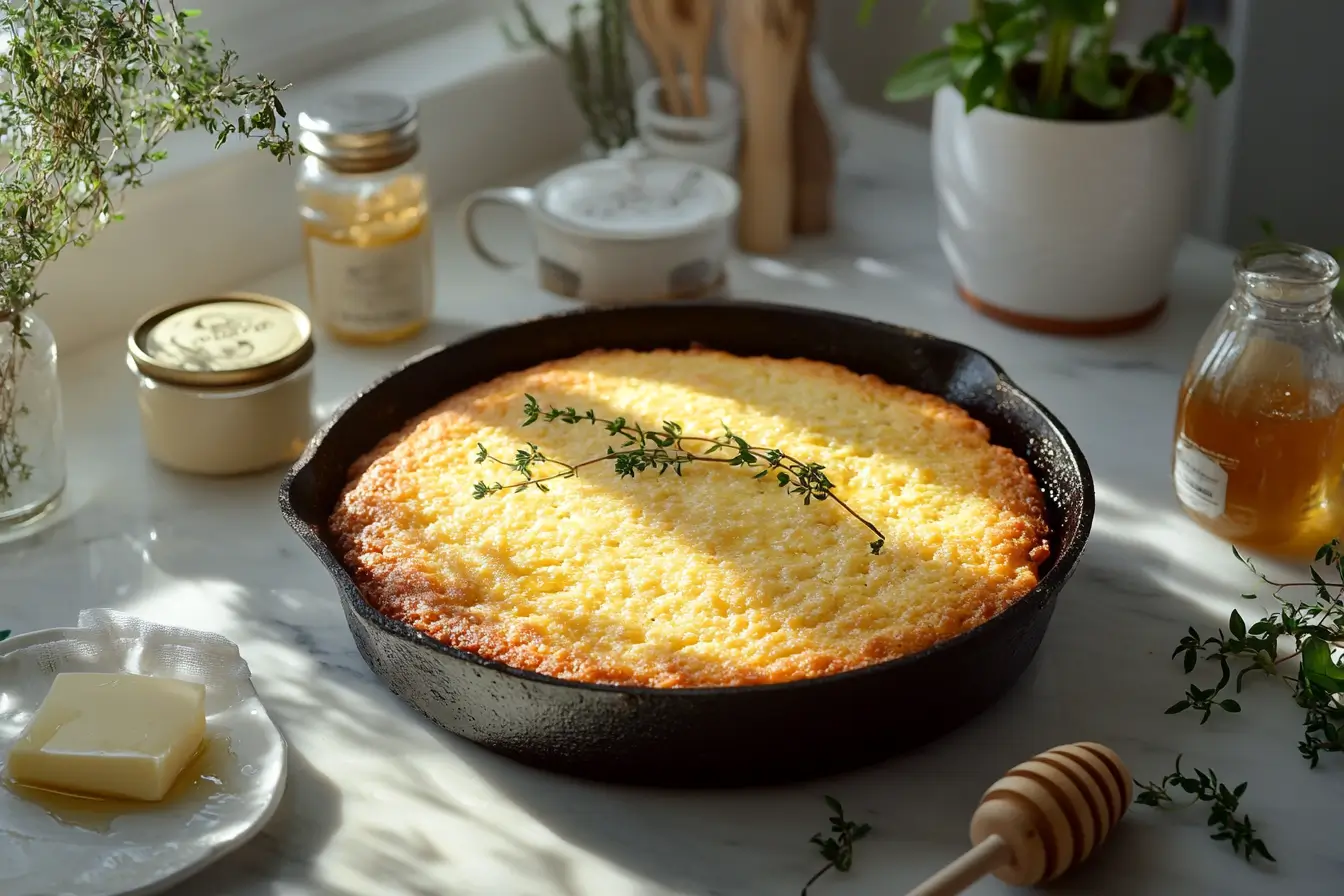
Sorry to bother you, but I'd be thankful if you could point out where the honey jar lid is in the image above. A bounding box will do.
[297,92,419,173]
[128,294,314,389]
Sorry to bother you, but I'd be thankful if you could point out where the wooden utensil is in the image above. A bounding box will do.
[788,0,833,235]
[629,0,689,116]
[657,0,715,117]
[726,0,808,255]
[906,742,1133,896]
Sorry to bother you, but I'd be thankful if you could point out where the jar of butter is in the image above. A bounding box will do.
[126,294,315,475]
[296,92,434,343]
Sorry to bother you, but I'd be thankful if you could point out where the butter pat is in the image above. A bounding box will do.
[6,672,206,801]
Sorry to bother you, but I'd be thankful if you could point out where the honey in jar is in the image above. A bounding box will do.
[295,93,433,344]
[1173,242,1344,559]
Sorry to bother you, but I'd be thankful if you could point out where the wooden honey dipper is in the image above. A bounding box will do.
[907,743,1133,896]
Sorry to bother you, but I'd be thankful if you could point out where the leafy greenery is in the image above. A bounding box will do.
[503,0,636,152]
[1166,541,1344,768]
[801,796,872,896]
[0,1,295,502]
[875,0,1234,121]
[1135,755,1274,863]
[0,629,9,642]
[471,395,888,555]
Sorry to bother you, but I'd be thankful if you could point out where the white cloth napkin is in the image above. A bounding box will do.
[0,608,255,722]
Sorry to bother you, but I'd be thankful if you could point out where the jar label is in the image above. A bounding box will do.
[307,227,433,334]
[1174,436,1228,518]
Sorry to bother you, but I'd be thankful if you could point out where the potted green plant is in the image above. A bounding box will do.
[0,1,294,534]
[875,0,1234,334]
[506,0,638,156]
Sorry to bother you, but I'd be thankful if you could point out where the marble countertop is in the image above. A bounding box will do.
[5,111,1341,895]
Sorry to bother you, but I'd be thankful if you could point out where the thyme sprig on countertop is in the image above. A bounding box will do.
[802,796,872,896]
[1135,756,1274,863]
[471,395,887,555]
[1165,540,1344,767]
[1139,539,1344,865]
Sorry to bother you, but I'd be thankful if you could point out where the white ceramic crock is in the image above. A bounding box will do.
[460,156,740,304]
[634,75,740,174]
[930,85,1193,334]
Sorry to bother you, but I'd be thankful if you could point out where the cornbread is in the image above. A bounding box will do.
[331,349,1049,688]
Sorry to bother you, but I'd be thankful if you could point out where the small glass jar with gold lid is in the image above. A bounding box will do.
[126,294,315,475]
[296,92,434,343]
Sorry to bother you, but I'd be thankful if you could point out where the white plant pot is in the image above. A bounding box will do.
[930,85,1193,334]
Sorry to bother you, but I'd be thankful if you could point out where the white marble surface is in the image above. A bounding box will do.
[4,111,1342,895]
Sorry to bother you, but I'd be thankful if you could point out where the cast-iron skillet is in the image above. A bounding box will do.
[279,300,1094,786]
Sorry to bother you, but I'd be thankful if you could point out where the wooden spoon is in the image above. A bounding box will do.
[629,0,689,116]
[656,0,716,118]
[726,0,808,255]
[906,742,1133,895]
[789,0,834,235]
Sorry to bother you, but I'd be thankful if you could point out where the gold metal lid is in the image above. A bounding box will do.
[128,293,313,388]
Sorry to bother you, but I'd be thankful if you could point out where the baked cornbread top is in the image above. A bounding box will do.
[331,348,1049,688]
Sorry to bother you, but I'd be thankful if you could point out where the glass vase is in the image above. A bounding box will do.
[0,311,66,534]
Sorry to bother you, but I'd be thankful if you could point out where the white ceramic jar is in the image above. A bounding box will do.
[460,155,740,304]
[126,294,315,475]
[931,85,1193,335]
[634,75,741,174]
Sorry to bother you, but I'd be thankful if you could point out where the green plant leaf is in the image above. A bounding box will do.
[1072,58,1124,108]
[962,51,1005,113]
[950,44,985,80]
[884,47,954,102]
[1140,31,1176,69]
[1171,93,1195,124]
[1200,41,1236,95]
[997,12,1044,45]
[1043,0,1108,24]
[0,629,9,642]
[944,22,986,51]
[981,0,1020,33]
[857,0,880,26]
[1301,636,1344,693]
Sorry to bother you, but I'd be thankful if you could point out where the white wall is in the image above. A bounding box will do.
[1219,0,1344,250]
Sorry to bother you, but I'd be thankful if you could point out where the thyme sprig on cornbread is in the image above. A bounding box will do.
[472,394,888,555]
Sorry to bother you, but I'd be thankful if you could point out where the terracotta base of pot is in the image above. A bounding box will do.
[956,283,1167,336]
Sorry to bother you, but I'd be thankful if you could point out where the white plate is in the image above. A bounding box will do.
[0,624,288,896]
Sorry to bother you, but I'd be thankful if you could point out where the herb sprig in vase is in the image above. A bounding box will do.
[0,1,294,533]
[504,0,638,155]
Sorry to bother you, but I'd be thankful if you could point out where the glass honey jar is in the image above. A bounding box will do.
[296,92,434,343]
[1173,242,1344,559]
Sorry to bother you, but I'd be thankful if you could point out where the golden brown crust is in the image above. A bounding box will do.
[330,348,1050,688]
